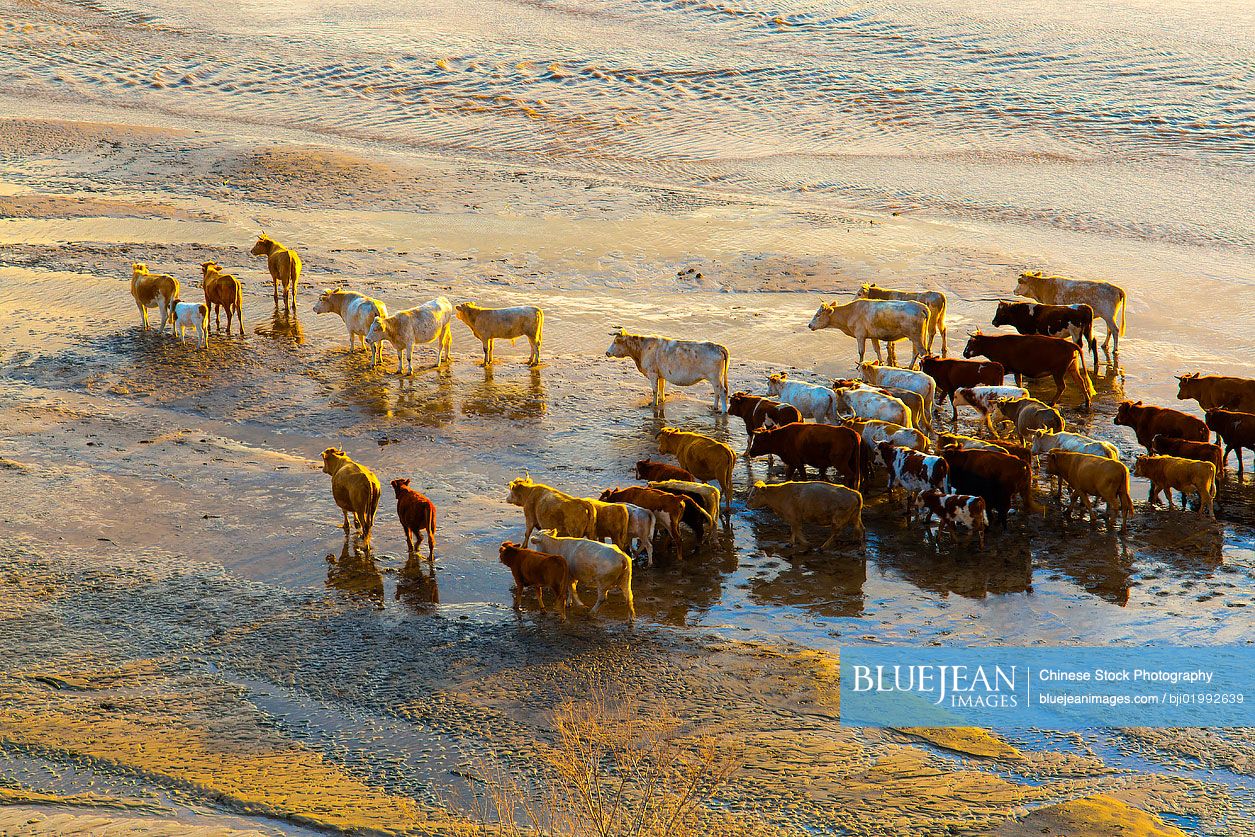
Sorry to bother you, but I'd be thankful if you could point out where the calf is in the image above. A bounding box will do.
[920,356,1006,420]
[169,299,209,348]
[322,448,381,546]
[963,332,1094,408]
[1134,455,1216,519]
[747,423,861,489]
[747,480,865,552]
[634,459,696,483]
[993,301,1097,371]
[365,296,454,374]
[809,298,929,367]
[859,362,938,414]
[130,262,179,333]
[953,386,1028,436]
[1114,400,1209,451]
[498,542,569,618]
[251,233,301,310]
[877,442,948,521]
[601,486,693,561]
[390,478,436,560]
[657,428,736,511]
[455,302,544,366]
[728,392,802,457]
[1177,373,1255,414]
[996,396,1065,445]
[645,480,719,542]
[913,489,989,548]
[767,373,839,423]
[857,284,948,356]
[1151,434,1225,477]
[942,447,1035,530]
[1205,409,1255,476]
[200,262,245,335]
[1044,451,1134,531]
[531,531,634,619]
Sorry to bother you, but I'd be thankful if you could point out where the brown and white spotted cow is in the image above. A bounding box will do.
[913,489,989,549]
[876,442,948,522]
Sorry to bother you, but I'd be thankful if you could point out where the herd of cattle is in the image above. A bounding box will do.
[127,236,1255,620]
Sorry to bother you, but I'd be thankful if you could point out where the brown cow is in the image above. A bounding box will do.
[942,447,1037,529]
[963,332,1094,408]
[920,355,1005,420]
[1151,435,1225,476]
[993,301,1097,371]
[391,478,436,561]
[1114,401,1209,451]
[634,459,697,483]
[1044,450,1133,531]
[728,392,802,457]
[1206,409,1255,476]
[600,486,690,560]
[200,261,244,335]
[746,423,861,489]
[499,541,570,619]
[1177,373,1255,414]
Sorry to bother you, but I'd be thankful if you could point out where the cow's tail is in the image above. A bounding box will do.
[1121,480,1134,518]
[234,279,243,316]
[534,307,544,345]
[1117,288,1127,336]
[1074,352,1096,399]
[719,345,730,412]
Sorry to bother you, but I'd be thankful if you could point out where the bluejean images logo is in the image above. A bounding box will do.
[840,647,1254,729]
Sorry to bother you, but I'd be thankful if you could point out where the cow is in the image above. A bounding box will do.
[858,362,938,418]
[832,384,912,430]
[1030,432,1120,498]
[454,302,544,366]
[657,428,735,510]
[1114,401,1209,452]
[498,542,569,618]
[996,396,1065,445]
[364,297,454,374]
[531,530,634,619]
[1134,455,1216,519]
[1150,435,1225,477]
[130,263,178,333]
[767,373,839,423]
[600,486,691,561]
[938,432,1014,453]
[648,480,720,540]
[167,298,209,348]
[583,497,634,554]
[993,301,1097,371]
[963,332,1094,408]
[913,490,988,548]
[1205,409,1255,476]
[506,477,597,546]
[1177,373,1255,414]
[1015,271,1127,362]
[199,262,244,335]
[808,298,929,367]
[953,386,1029,436]
[634,459,697,483]
[1044,451,1134,531]
[920,356,1006,421]
[835,379,930,434]
[857,283,948,356]
[746,423,861,489]
[390,478,437,560]
[321,448,381,546]
[942,447,1036,530]
[250,233,302,310]
[313,289,388,367]
[877,442,948,520]
[845,418,927,480]
[606,329,729,413]
[747,481,865,552]
[728,392,802,458]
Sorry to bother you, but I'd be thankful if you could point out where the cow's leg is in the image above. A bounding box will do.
[341,509,351,532]
[482,338,492,366]
[950,393,959,423]
[858,338,871,364]
[273,276,279,304]
[886,341,898,367]
[1048,373,1064,405]
[590,586,607,615]
[527,335,540,366]
[940,323,948,357]
[1165,486,1176,510]
[568,581,587,609]
[403,526,414,554]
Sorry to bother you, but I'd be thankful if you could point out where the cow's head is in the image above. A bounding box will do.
[766,372,788,396]
[313,289,339,315]
[656,427,680,454]
[132,262,149,276]
[991,301,1016,328]
[745,428,774,459]
[390,477,410,497]
[321,447,349,476]
[605,328,633,358]
[728,392,752,417]
[746,480,768,510]
[250,234,273,256]
[961,332,984,359]
[364,318,385,346]
[506,476,533,506]
[1175,373,1200,400]
[1131,456,1154,479]
[1014,271,1043,297]
[855,283,876,298]
[808,302,838,331]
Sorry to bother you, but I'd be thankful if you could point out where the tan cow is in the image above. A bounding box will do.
[506,477,598,546]
[1015,271,1127,362]
[130,263,179,333]
[657,428,735,512]
[583,497,633,554]
[747,480,865,551]
[1133,455,1216,519]
[250,234,302,310]
[1176,373,1255,414]
[808,298,929,368]
[857,283,948,356]
[1044,450,1132,531]
[199,262,244,335]
[321,448,382,546]
[996,396,1065,444]
[455,302,544,366]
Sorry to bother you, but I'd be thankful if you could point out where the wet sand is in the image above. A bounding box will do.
[1,111,1253,834]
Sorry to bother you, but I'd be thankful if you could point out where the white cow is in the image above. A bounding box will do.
[454,302,543,366]
[365,296,454,375]
[859,362,937,410]
[953,385,1029,436]
[531,530,635,619]
[766,373,839,423]
[833,385,912,429]
[857,283,949,356]
[1015,271,1127,361]
[606,329,730,413]
[169,300,209,348]
[313,289,388,367]
[1030,431,1120,462]
[808,298,929,368]
[622,503,658,566]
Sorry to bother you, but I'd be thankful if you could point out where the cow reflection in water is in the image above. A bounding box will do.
[461,366,547,421]
[629,524,737,625]
[344,368,456,425]
[744,512,866,617]
[1036,535,1133,606]
[883,539,1033,600]
[326,535,384,609]
[396,556,440,612]
[256,307,305,345]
